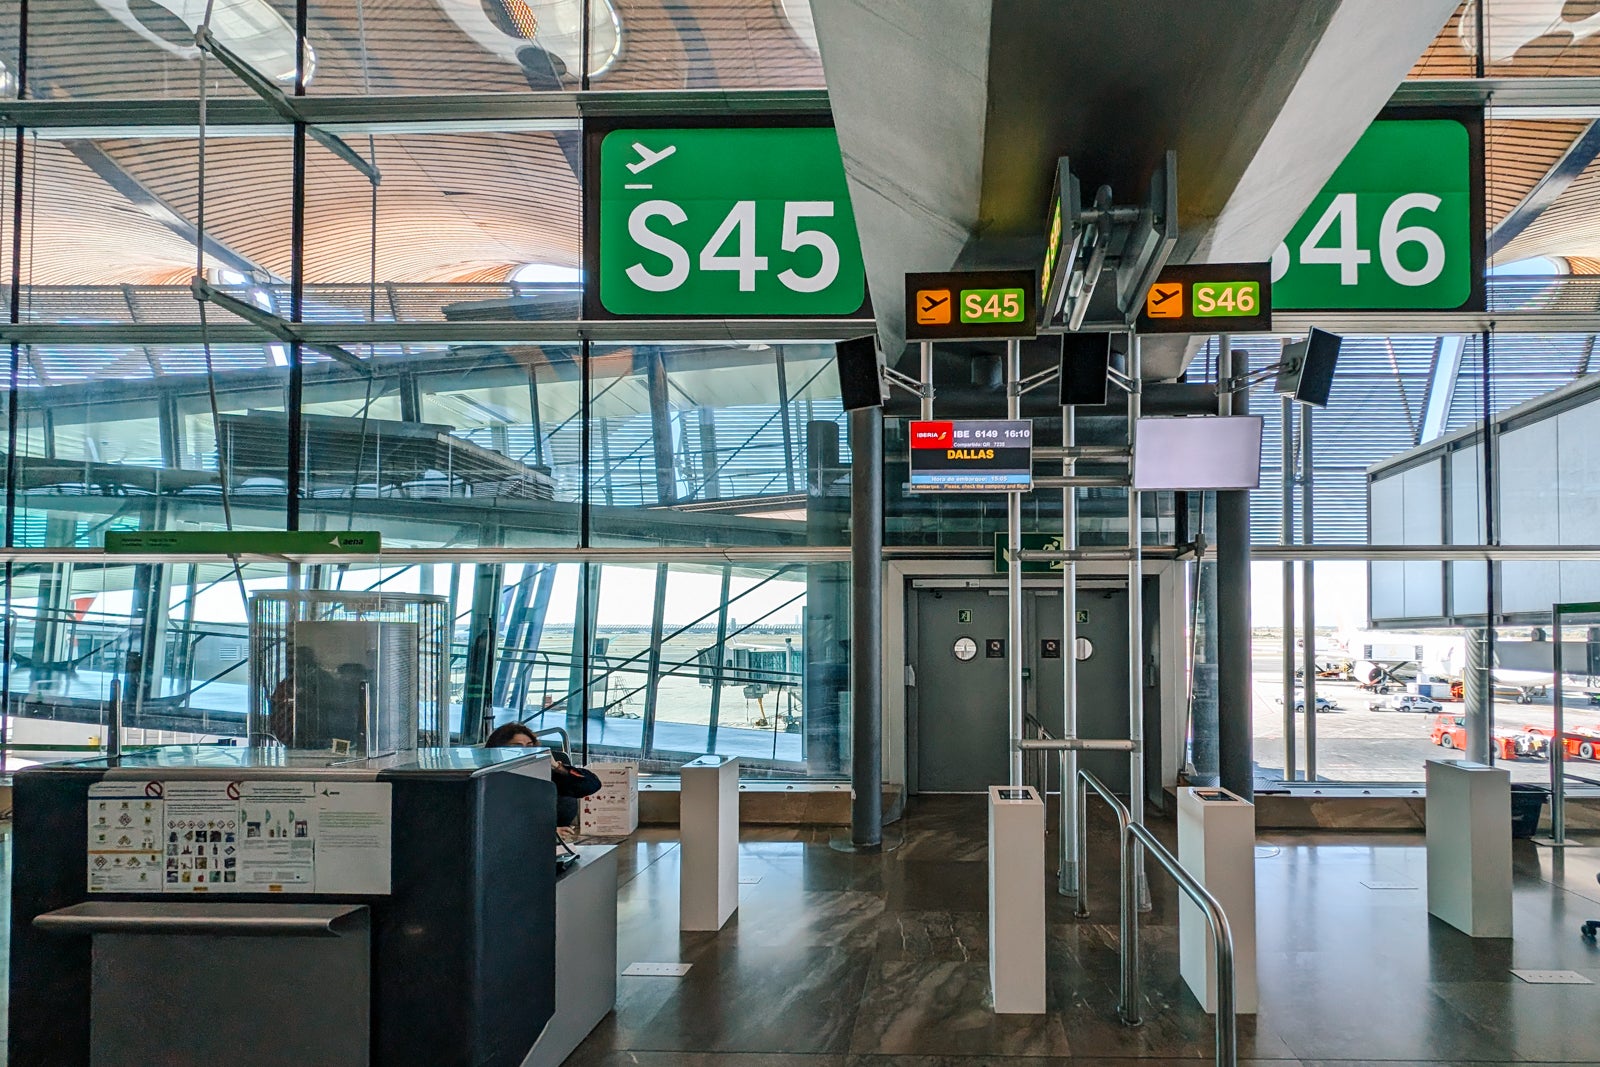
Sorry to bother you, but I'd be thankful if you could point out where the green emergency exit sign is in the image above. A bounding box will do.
[106,531,382,554]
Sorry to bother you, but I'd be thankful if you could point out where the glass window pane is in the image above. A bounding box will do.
[301,132,581,318]
[13,345,289,546]
[500,559,845,777]
[24,0,288,100]
[586,341,846,547]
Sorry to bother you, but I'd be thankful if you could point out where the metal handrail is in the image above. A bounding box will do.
[529,726,571,754]
[1011,737,1139,898]
[1076,769,1138,1021]
[1076,769,1238,1067]
[1127,821,1237,1067]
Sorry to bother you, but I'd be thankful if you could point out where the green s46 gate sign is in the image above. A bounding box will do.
[1272,113,1484,312]
[590,125,866,317]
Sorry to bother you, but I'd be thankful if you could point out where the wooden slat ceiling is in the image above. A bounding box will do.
[10,139,225,285]
[1497,151,1600,264]
[1486,118,1589,229]
[1413,0,1600,77]
[10,130,580,284]
[21,0,822,99]
[96,131,582,282]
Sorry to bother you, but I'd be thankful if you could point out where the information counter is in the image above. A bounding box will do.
[11,745,560,1067]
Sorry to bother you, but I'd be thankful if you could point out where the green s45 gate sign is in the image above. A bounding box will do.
[588,124,867,317]
[1272,111,1484,312]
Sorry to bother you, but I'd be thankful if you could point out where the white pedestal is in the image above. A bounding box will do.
[522,845,618,1067]
[1426,759,1512,938]
[987,785,1045,1015]
[1177,787,1258,1015]
[680,755,739,931]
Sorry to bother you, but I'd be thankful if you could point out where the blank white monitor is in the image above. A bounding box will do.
[1133,416,1263,491]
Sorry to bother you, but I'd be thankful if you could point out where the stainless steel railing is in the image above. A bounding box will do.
[1075,768,1238,1067]
[529,726,572,754]
[1014,735,1138,898]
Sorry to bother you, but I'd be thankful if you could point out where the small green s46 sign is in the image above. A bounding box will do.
[1193,280,1260,317]
[590,125,867,317]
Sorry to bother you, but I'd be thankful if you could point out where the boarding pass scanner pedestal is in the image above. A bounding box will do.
[1177,787,1257,1014]
[680,755,740,931]
[11,745,559,1067]
[988,785,1045,1014]
[1426,759,1513,938]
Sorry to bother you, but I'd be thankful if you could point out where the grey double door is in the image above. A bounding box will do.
[911,583,1132,793]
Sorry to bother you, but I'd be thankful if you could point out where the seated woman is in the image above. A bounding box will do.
[484,723,601,829]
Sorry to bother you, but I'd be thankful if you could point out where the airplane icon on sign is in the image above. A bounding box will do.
[626,143,677,174]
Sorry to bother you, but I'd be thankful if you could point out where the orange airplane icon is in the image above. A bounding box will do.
[916,289,952,326]
[1146,282,1183,318]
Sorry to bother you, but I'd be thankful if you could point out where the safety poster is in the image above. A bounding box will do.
[87,779,392,895]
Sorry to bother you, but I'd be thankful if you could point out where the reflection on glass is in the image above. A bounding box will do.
[489,561,847,778]
[92,0,310,85]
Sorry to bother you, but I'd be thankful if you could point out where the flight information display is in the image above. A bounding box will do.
[908,419,1033,492]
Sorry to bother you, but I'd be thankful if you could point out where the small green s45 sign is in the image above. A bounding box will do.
[591,125,867,317]
[960,288,1027,324]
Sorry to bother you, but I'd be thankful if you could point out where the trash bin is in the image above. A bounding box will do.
[1510,783,1549,839]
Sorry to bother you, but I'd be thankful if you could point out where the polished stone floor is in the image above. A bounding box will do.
[569,795,1600,1067]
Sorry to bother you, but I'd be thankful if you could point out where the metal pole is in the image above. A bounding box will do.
[1301,404,1317,782]
[1281,397,1296,782]
[1120,818,1141,1025]
[1128,334,1148,907]
[920,341,934,420]
[1552,608,1566,843]
[107,681,124,760]
[849,405,884,847]
[1007,338,1025,786]
[1061,403,1080,895]
[1074,772,1091,916]
[1216,340,1253,799]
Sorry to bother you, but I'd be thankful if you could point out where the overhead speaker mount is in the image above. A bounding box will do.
[835,335,883,411]
[1274,327,1342,408]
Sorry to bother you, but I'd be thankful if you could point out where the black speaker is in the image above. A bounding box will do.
[1058,332,1112,406]
[835,335,882,411]
[1274,327,1342,407]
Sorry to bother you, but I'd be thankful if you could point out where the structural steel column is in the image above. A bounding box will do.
[1281,397,1297,781]
[1301,406,1317,782]
[647,349,676,504]
[1060,404,1080,895]
[849,405,884,848]
[1464,626,1492,769]
[1129,334,1148,906]
[1216,341,1254,799]
[640,562,670,758]
[462,563,503,743]
[706,565,732,751]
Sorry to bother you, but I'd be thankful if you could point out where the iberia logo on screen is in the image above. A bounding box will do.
[910,421,954,449]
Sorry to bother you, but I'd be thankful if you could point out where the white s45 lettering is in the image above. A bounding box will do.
[626,200,690,292]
